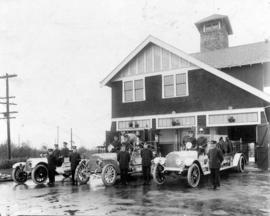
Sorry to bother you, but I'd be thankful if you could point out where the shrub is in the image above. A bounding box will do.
[0,158,27,170]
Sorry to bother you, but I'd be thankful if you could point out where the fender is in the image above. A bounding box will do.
[153,157,166,165]
[184,158,196,167]
[232,153,244,167]
[12,162,26,169]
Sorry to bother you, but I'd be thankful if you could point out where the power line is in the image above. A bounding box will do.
[0,73,18,159]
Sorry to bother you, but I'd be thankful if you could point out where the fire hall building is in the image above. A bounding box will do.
[101,14,270,163]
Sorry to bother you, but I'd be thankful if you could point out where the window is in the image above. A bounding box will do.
[118,119,151,131]
[123,79,145,102]
[163,72,188,98]
[164,75,174,97]
[203,21,220,32]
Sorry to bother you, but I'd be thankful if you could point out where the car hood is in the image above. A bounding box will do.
[92,153,117,161]
[166,151,198,161]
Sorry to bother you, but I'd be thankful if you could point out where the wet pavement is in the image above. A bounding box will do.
[0,164,269,216]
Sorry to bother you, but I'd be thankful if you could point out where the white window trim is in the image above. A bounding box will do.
[156,115,196,129]
[116,118,152,131]
[122,78,146,103]
[206,111,261,127]
[162,69,189,99]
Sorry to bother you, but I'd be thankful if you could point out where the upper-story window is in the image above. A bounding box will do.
[123,78,145,103]
[203,21,220,32]
[162,71,188,98]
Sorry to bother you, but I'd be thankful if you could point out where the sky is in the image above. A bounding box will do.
[0,0,269,149]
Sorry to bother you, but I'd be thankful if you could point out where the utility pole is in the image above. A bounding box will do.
[70,128,73,149]
[0,73,18,159]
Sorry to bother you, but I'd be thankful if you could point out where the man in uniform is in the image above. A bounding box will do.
[69,146,81,185]
[111,135,121,152]
[141,142,153,185]
[61,142,70,157]
[207,141,224,190]
[117,145,130,185]
[47,148,57,186]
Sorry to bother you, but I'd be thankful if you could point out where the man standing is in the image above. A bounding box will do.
[53,144,61,166]
[141,143,153,185]
[207,141,224,190]
[111,135,121,152]
[61,142,70,157]
[69,146,81,185]
[117,145,130,185]
[47,148,57,186]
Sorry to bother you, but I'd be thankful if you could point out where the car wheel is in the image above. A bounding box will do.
[75,160,90,184]
[12,166,28,184]
[187,163,201,188]
[237,156,245,173]
[101,164,117,186]
[153,164,166,185]
[31,164,48,185]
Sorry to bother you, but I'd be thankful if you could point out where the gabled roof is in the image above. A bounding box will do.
[195,14,233,34]
[100,35,270,103]
[191,41,270,68]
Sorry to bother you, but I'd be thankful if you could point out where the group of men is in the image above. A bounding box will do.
[47,142,81,186]
[112,135,153,185]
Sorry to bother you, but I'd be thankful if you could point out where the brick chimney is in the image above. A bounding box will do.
[195,14,233,52]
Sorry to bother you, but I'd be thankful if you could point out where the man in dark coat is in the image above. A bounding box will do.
[207,141,224,190]
[141,143,153,185]
[117,145,130,185]
[69,146,81,185]
[53,144,61,158]
[61,142,70,157]
[47,148,57,186]
[111,135,121,152]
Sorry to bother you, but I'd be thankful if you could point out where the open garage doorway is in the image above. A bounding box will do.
[228,125,257,162]
[228,125,256,143]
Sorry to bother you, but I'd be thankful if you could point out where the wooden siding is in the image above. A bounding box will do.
[113,43,194,80]
[111,69,268,118]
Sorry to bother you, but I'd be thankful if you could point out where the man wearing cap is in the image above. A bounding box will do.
[207,141,224,190]
[111,135,121,153]
[47,148,57,186]
[61,142,70,157]
[141,143,153,185]
[69,146,81,185]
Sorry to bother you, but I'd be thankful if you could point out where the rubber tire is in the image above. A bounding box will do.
[12,167,27,184]
[153,164,166,185]
[101,164,117,186]
[75,161,90,185]
[237,156,245,173]
[31,164,48,185]
[187,163,201,188]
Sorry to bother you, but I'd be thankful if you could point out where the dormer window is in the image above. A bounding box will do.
[123,78,145,103]
[203,21,221,33]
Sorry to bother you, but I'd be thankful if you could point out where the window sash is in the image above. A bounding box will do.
[163,72,187,98]
[123,79,144,102]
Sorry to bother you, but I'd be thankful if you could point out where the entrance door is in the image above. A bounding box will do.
[256,124,270,170]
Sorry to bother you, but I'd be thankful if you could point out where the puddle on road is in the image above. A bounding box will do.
[0,170,269,216]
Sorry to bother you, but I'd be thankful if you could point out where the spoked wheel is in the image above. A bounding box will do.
[187,163,201,188]
[153,164,166,185]
[31,164,48,185]
[237,156,245,173]
[75,160,90,184]
[12,166,28,184]
[101,164,117,186]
